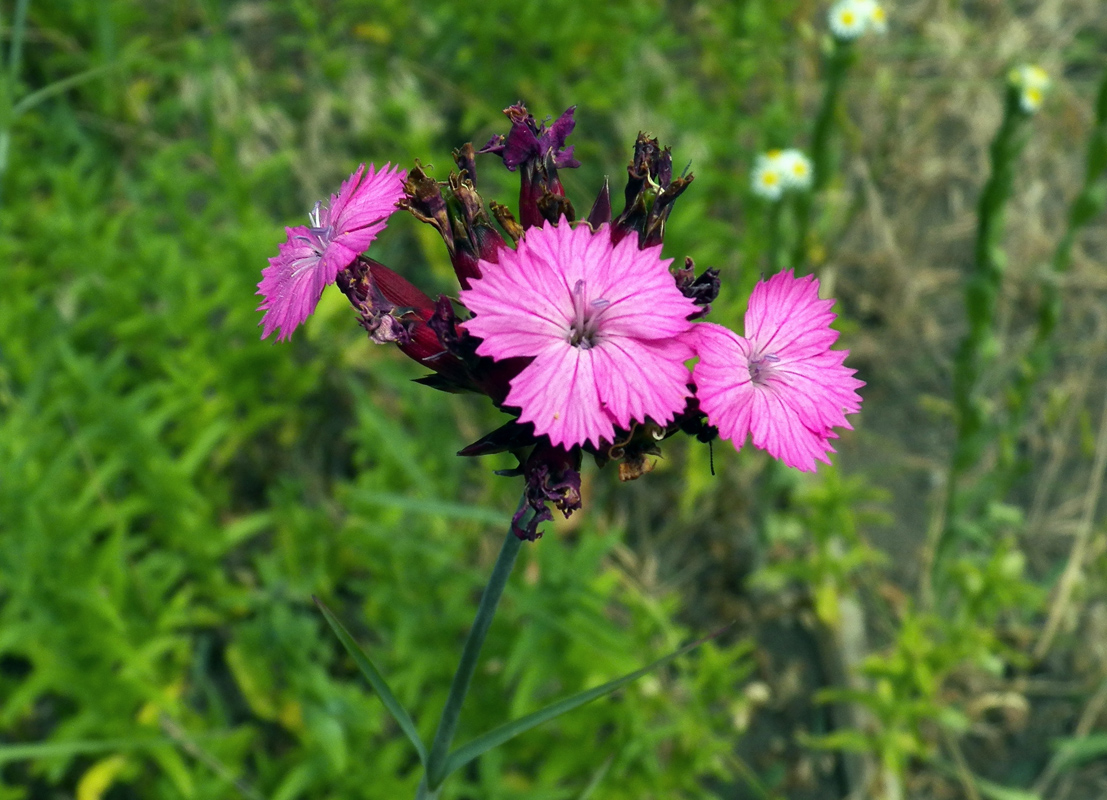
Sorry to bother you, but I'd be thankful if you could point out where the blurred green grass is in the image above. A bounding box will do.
[3,1,1107,799]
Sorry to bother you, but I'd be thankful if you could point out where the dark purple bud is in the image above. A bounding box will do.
[417,293,533,402]
[458,418,538,457]
[446,170,508,287]
[642,171,693,249]
[399,163,453,252]
[585,177,612,229]
[361,257,436,312]
[501,113,542,170]
[445,173,490,288]
[512,443,583,541]
[428,294,462,353]
[479,103,581,230]
[480,103,581,172]
[543,107,581,170]
[336,258,479,389]
[474,223,506,264]
[674,257,720,319]
[453,142,478,185]
[536,190,575,226]
[402,159,507,290]
[335,261,415,346]
[490,201,524,243]
[656,147,673,188]
[673,393,717,443]
[360,310,411,345]
[612,133,694,248]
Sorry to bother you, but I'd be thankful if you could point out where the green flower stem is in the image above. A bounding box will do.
[928,88,1031,597]
[766,198,783,274]
[1001,69,1107,482]
[424,499,531,790]
[812,39,854,194]
[793,38,854,270]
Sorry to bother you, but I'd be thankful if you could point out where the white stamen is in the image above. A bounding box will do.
[568,280,610,349]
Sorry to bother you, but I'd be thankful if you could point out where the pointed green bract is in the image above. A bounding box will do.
[314,597,428,766]
[440,625,731,779]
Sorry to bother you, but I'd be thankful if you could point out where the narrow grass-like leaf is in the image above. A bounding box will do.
[577,756,613,800]
[350,489,505,525]
[13,60,135,118]
[7,0,30,81]
[931,759,1040,800]
[441,625,731,779]
[1050,733,1107,774]
[314,597,428,766]
[965,775,1039,800]
[0,736,177,764]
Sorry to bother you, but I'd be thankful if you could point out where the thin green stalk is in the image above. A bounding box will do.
[812,40,855,193]
[7,0,30,82]
[794,38,855,269]
[789,192,810,271]
[424,499,530,790]
[0,0,29,210]
[766,198,783,274]
[929,86,1032,595]
[1000,68,1107,483]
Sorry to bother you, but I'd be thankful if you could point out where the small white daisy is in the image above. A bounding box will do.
[828,0,868,41]
[863,0,888,34]
[777,149,814,191]
[1008,64,1050,114]
[751,151,786,201]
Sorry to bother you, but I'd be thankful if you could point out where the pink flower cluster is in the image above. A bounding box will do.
[460,221,861,472]
[258,104,863,537]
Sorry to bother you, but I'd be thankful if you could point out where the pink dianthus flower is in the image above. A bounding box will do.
[257,163,407,341]
[460,219,699,450]
[692,270,863,471]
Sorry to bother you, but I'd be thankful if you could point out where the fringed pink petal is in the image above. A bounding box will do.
[257,163,406,341]
[460,218,696,448]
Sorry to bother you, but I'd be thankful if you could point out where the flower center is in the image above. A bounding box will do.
[304,201,336,247]
[747,351,780,385]
[567,280,609,350]
[287,202,338,278]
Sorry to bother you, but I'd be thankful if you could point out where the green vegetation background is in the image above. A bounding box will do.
[2,1,1106,799]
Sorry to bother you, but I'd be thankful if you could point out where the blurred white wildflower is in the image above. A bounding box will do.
[751,151,786,200]
[858,0,888,33]
[1008,64,1050,114]
[828,0,868,41]
[829,0,887,40]
[778,149,814,191]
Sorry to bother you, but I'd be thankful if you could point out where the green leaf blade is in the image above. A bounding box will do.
[314,597,428,766]
[441,624,731,779]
